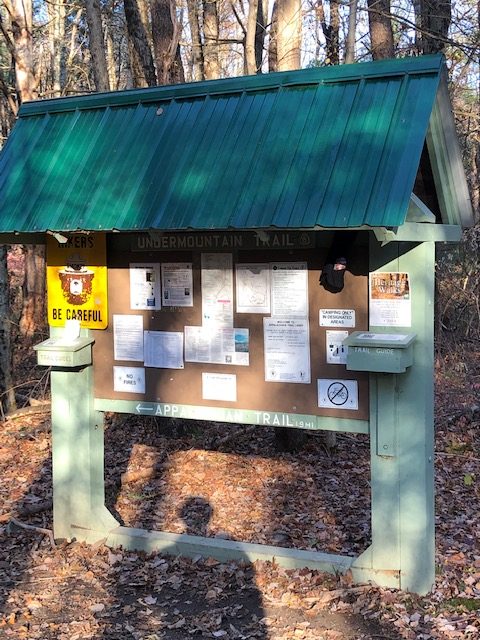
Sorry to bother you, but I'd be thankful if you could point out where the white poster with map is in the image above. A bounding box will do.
[185,326,249,365]
[235,263,270,314]
[201,253,234,327]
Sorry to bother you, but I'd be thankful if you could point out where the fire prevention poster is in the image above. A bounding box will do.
[46,233,108,329]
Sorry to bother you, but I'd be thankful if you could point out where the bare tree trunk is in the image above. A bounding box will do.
[255,0,268,72]
[268,0,278,71]
[316,0,340,65]
[2,2,45,343]
[367,0,394,59]
[105,20,119,90]
[3,0,37,103]
[151,0,184,84]
[85,0,110,91]
[66,8,83,78]
[203,0,220,78]
[19,245,46,338]
[46,0,66,96]
[245,0,259,74]
[124,0,157,87]
[187,0,205,80]
[0,245,16,414]
[274,0,301,71]
[344,0,358,63]
[416,0,451,53]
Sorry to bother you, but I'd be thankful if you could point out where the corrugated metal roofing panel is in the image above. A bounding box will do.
[0,55,448,234]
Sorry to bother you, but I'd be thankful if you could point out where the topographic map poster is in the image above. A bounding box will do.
[235,264,270,314]
[201,253,234,327]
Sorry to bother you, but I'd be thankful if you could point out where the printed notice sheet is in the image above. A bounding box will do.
[113,366,145,394]
[271,262,308,317]
[113,314,144,361]
[202,372,237,402]
[201,253,234,327]
[185,326,249,365]
[144,330,184,369]
[264,318,311,383]
[369,272,411,327]
[236,264,270,314]
[161,263,193,307]
[129,263,161,310]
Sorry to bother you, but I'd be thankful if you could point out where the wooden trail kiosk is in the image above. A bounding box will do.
[0,55,474,595]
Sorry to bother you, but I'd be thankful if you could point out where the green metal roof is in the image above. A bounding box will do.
[0,54,473,235]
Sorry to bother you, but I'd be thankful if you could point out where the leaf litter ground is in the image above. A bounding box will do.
[0,346,479,639]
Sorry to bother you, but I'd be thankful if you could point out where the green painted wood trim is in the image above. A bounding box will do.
[72,524,355,572]
[367,238,436,595]
[407,193,436,223]
[93,399,370,434]
[50,327,118,539]
[374,223,462,244]
[350,546,400,590]
[426,74,474,228]
[20,55,444,117]
[72,524,403,589]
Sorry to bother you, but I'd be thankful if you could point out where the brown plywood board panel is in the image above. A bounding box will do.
[93,232,369,421]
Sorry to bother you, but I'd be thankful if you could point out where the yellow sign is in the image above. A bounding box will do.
[47,233,108,329]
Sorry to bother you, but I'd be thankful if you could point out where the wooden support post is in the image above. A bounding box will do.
[50,329,118,540]
[352,239,435,594]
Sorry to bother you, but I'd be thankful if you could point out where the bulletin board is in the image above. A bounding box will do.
[92,231,370,425]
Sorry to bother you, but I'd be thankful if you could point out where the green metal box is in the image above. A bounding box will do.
[34,337,94,368]
[343,332,416,374]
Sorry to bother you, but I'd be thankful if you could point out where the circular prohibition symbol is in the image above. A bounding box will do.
[327,382,349,406]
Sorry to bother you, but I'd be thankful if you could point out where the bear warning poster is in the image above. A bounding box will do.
[46,233,108,329]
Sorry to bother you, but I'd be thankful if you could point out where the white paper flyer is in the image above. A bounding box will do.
[264,317,311,383]
[113,314,144,361]
[202,372,237,402]
[144,330,184,369]
[129,263,161,310]
[161,263,193,307]
[271,262,308,317]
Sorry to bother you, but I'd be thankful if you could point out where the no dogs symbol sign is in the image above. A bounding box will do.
[318,379,358,410]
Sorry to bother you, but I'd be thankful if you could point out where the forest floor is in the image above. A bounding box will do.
[0,338,479,639]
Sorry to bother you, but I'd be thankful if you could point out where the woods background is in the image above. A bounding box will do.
[0,0,479,413]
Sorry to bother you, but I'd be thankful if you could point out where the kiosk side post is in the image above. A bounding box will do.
[353,239,435,594]
[49,329,118,540]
